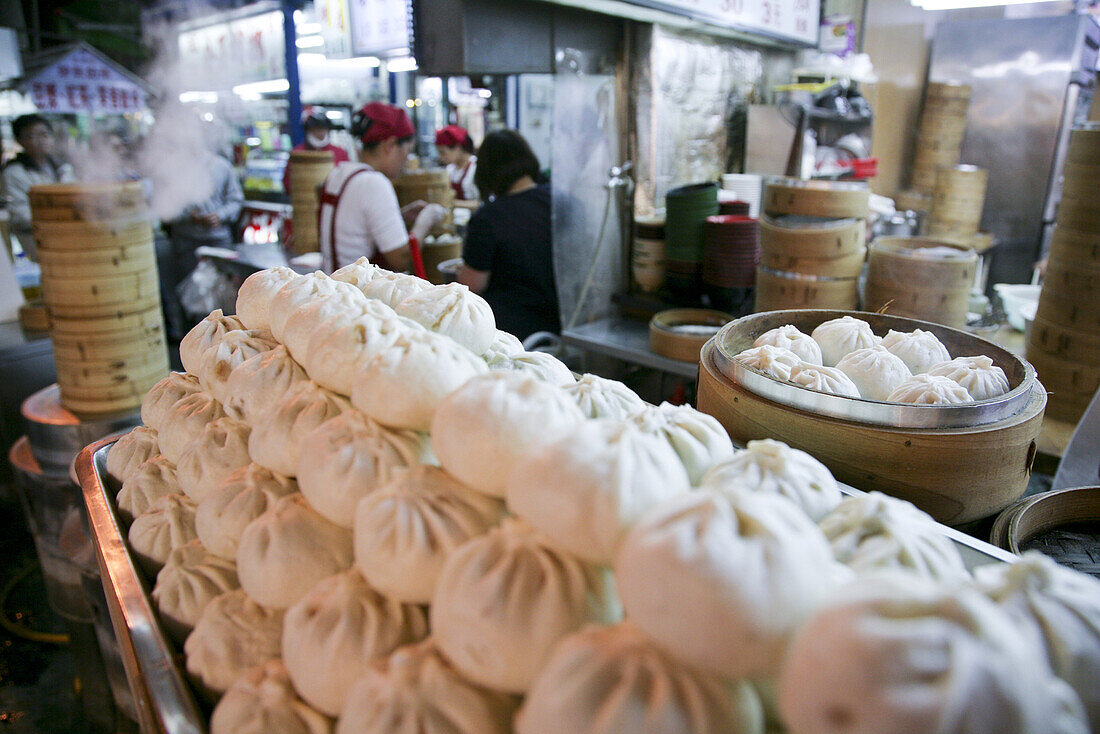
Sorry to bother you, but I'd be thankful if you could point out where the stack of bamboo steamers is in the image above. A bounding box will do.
[31,182,169,415]
[754,179,870,312]
[896,81,972,213]
[1027,124,1100,424]
[288,149,336,255]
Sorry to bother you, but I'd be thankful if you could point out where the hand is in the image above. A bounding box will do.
[189,209,206,224]
[410,203,447,241]
[401,200,428,228]
[202,213,220,228]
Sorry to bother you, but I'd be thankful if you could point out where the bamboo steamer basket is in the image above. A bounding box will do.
[761,247,866,278]
[762,179,870,219]
[1034,289,1100,332]
[864,236,977,328]
[1047,226,1100,268]
[54,351,169,390]
[649,309,733,362]
[393,170,455,236]
[910,82,972,194]
[754,267,859,311]
[1065,125,1100,166]
[33,216,154,250]
[1060,161,1100,196]
[1056,195,1100,232]
[41,268,160,311]
[697,310,1044,525]
[1029,314,1100,364]
[759,216,864,258]
[29,182,145,222]
[37,243,156,279]
[421,236,463,285]
[52,327,166,363]
[925,165,987,239]
[289,150,334,255]
[49,307,163,337]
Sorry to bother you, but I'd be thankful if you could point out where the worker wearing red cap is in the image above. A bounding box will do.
[435,124,479,207]
[318,101,445,275]
[282,107,350,195]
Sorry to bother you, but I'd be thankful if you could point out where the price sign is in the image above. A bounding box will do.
[611,0,818,46]
[29,48,147,114]
[348,0,411,57]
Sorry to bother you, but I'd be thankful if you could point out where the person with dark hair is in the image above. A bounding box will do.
[282,106,350,195]
[318,101,444,274]
[458,129,559,342]
[1,114,75,260]
[435,124,479,206]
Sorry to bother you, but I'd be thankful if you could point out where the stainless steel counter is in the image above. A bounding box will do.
[561,317,700,380]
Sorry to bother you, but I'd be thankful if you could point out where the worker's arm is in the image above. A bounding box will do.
[457,264,490,293]
[380,245,412,273]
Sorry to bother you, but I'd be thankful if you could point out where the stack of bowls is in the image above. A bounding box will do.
[1027,123,1100,424]
[31,182,169,415]
[718,199,751,216]
[702,215,758,311]
[720,174,762,217]
[664,182,719,297]
[631,217,666,294]
[754,179,870,312]
[288,149,336,254]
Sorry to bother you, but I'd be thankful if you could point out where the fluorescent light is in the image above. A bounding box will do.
[912,0,1058,8]
[325,110,343,119]
[246,137,262,146]
[297,52,327,62]
[386,57,418,73]
[296,22,322,35]
[362,56,381,67]
[179,91,218,103]
[238,92,262,101]
[202,112,214,121]
[232,79,290,96]
[293,9,304,23]
[477,89,492,99]
[295,35,324,48]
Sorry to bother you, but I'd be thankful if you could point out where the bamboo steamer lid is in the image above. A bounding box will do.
[29,181,145,222]
[1047,226,1100,266]
[49,307,164,337]
[761,247,866,278]
[864,237,976,329]
[762,180,870,219]
[759,216,864,258]
[37,243,156,279]
[33,216,154,251]
[753,267,859,311]
[41,267,160,309]
[696,340,1044,525]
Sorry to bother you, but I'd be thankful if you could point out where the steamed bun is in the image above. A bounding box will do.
[881,328,951,374]
[489,350,575,386]
[248,381,350,476]
[361,271,431,308]
[302,308,421,396]
[517,622,765,734]
[279,287,375,364]
[507,419,691,564]
[887,374,972,404]
[836,346,912,402]
[281,568,428,716]
[196,329,278,405]
[330,256,384,291]
[562,373,646,419]
[753,324,823,365]
[811,316,878,366]
[430,372,585,498]
[395,282,496,355]
[224,345,308,423]
[354,465,505,603]
[927,355,1010,400]
[180,309,244,374]
[106,426,160,482]
[431,519,620,693]
[195,463,298,561]
[734,344,803,382]
[627,402,736,485]
[235,266,299,331]
[141,371,202,431]
[788,362,861,398]
[175,416,252,503]
[117,455,181,523]
[157,391,227,463]
[268,272,351,344]
[128,493,198,576]
[151,538,239,643]
[210,659,332,734]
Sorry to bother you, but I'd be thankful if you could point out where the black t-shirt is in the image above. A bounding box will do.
[463,183,560,342]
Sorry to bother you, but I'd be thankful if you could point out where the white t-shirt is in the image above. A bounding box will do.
[446,156,479,201]
[319,161,408,273]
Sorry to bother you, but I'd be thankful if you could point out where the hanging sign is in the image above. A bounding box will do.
[603,0,818,46]
[348,0,411,57]
[178,10,286,88]
[29,48,147,113]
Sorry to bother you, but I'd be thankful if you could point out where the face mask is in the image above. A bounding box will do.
[307,132,329,148]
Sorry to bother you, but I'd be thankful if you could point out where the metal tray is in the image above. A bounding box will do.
[74,436,206,734]
[74,435,1015,734]
[713,309,1037,429]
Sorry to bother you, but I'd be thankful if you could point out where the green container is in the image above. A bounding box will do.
[665,183,719,263]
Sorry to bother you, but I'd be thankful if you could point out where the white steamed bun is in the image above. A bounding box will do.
[481,329,525,363]
[224,345,308,423]
[180,309,244,374]
[788,362,862,398]
[562,373,646,419]
[268,272,350,343]
[302,308,421,396]
[281,568,428,717]
[836,346,913,401]
[361,271,432,308]
[753,324,823,365]
[117,455,181,523]
[431,518,620,693]
[195,463,299,561]
[517,621,765,734]
[734,344,803,382]
[927,355,1010,400]
[157,391,226,463]
[279,286,375,364]
[235,266,299,331]
[196,329,278,404]
[151,538,239,644]
[128,493,198,576]
[141,371,202,430]
[627,402,736,485]
[354,465,504,603]
[777,571,1089,734]
[507,418,691,564]
[106,426,160,482]
[237,494,353,608]
[351,332,488,431]
[881,328,951,374]
[248,381,350,477]
[489,350,575,386]
[210,659,332,734]
[330,256,384,291]
[396,282,496,355]
[336,639,517,734]
[811,315,878,366]
[700,438,842,521]
[819,492,969,580]
[430,372,585,498]
[887,373,972,404]
[616,490,837,678]
[297,411,428,527]
[175,416,252,503]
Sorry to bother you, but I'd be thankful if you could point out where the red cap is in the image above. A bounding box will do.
[352,101,415,144]
[434,125,468,148]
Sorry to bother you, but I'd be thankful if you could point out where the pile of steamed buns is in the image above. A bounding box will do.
[104,262,1099,734]
[734,315,1011,404]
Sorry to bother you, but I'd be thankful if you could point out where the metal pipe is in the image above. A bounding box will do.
[283,0,303,146]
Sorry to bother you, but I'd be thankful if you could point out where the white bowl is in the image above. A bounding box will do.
[994,283,1041,331]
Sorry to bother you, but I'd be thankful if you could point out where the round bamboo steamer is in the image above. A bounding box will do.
[761,246,866,278]
[33,215,153,248]
[1060,161,1100,195]
[1047,226,1100,266]
[759,216,864,258]
[1025,343,1100,396]
[41,268,160,309]
[52,330,166,364]
[696,340,1045,525]
[754,267,859,311]
[45,293,161,320]
[649,309,733,362]
[763,181,869,219]
[1035,289,1100,332]
[421,237,463,285]
[37,244,156,279]
[925,81,972,102]
[632,236,666,293]
[927,165,987,235]
[55,352,169,390]
[29,182,145,222]
[1043,257,1100,296]
[1065,127,1100,166]
[1056,196,1100,232]
[1028,314,1100,365]
[894,190,932,213]
[49,307,164,337]
[864,237,976,328]
[59,370,166,416]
